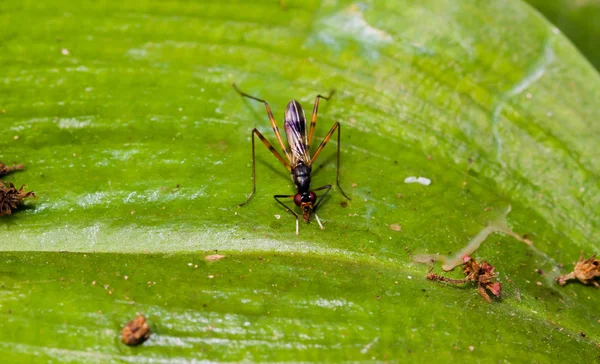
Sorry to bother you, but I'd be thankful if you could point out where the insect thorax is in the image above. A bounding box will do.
[291,162,311,194]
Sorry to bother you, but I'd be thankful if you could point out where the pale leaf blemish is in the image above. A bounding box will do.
[57,117,93,129]
[77,192,109,208]
[108,149,139,161]
[311,298,353,308]
[315,3,392,58]
[204,254,225,262]
[404,176,431,186]
[83,224,100,248]
[361,337,379,354]
[491,37,554,164]
[413,205,532,271]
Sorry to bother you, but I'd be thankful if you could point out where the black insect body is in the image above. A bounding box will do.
[234,84,351,235]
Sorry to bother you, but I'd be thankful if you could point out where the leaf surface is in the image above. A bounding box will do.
[1,0,599,361]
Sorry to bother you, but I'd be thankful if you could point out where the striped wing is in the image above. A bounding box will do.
[283,100,311,165]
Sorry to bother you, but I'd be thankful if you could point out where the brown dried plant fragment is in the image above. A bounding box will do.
[0,182,35,216]
[556,251,600,288]
[0,162,24,177]
[427,255,502,303]
[204,254,225,262]
[121,315,151,346]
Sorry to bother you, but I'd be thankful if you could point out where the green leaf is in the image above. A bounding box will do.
[525,0,600,71]
[1,0,599,361]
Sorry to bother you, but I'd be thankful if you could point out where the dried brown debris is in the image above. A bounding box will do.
[121,315,151,346]
[556,251,600,288]
[204,254,225,262]
[0,162,24,177]
[0,182,35,216]
[427,255,502,303]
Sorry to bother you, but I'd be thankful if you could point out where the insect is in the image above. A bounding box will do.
[233,84,351,235]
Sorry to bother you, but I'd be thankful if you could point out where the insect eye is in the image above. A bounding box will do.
[293,194,302,206]
[309,192,317,204]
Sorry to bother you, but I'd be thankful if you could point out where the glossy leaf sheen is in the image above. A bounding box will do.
[1,0,599,361]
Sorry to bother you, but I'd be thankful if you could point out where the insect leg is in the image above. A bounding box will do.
[312,184,332,212]
[310,122,351,200]
[308,89,335,147]
[274,194,300,235]
[233,84,291,161]
[239,129,291,207]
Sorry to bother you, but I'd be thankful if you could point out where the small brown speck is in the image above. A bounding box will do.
[121,315,151,346]
[340,201,348,208]
[396,194,403,199]
[427,155,432,160]
[205,254,225,262]
[390,224,401,232]
[580,331,586,338]
[535,269,544,275]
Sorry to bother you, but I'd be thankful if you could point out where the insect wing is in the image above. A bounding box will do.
[283,100,310,164]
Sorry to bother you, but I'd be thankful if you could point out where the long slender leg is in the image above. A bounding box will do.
[311,184,331,230]
[274,195,300,235]
[312,184,331,212]
[239,129,290,207]
[308,89,335,146]
[310,122,351,200]
[233,84,291,161]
